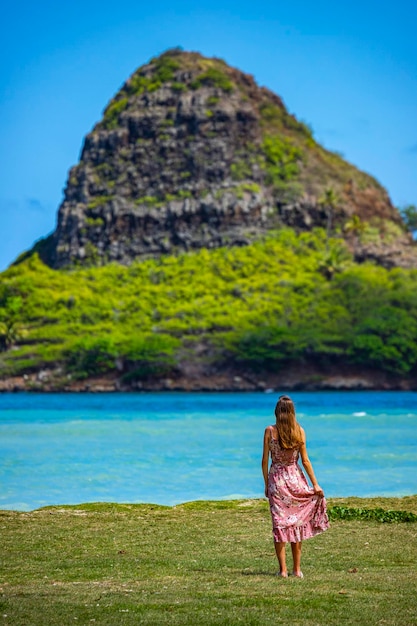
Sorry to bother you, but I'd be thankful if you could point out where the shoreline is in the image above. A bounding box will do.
[0,493,417,514]
[1,386,417,393]
[2,494,417,514]
[1,363,417,393]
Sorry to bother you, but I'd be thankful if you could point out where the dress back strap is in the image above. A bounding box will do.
[269,425,278,440]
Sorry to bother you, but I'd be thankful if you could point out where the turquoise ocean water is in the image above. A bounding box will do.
[0,391,416,511]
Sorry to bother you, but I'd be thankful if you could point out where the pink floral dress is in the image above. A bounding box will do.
[268,427,329,543]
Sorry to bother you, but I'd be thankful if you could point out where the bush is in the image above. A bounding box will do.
[348,306,417,373]
[261,136,303,186]
[328,505,417,523]
[119,334,179,381]
[190,68,234,92]
[65,337,118,379]
[103,98,128,129]
[126,54,180,97]
[3,230,417,381]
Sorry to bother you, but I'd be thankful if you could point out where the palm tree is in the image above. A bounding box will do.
[0,296,25,351]
[344,214,366,253]
[317,244,350,280]
[318,187,339,251]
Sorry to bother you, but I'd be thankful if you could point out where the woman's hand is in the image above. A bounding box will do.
[264,485,269,498]
[313,484,324,497]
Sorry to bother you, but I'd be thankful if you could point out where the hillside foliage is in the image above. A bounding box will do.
[2,228,417,383]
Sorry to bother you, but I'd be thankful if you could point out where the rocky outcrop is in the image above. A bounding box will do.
[32,49,415,269]
[2,362,416,392]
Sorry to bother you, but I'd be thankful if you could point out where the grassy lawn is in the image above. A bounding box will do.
[1,497,416,625]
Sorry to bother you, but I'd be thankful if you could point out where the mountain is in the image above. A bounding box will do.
[3,49,417,392]
[28,48,415,270]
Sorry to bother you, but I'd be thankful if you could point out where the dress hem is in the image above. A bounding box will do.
[272,520,329,543]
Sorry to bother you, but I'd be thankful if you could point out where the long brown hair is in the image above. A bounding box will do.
[274,395,303,449]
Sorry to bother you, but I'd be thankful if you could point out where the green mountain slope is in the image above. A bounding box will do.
[2,229,417,390]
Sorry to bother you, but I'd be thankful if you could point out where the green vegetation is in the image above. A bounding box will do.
[160,118,174,128]
[134,190,192,207]
[220,182,261,199]
[259,103,313,141]
[261,135,303,186]
[190,67,234,92]
[0,292,26,351]
[85,217,105,228]
[256,87,384,197]
[1,497,416,626]
[83,242,100,266]
[319,187,340,248]
[8,49,410,389]
[94,49,388,213]
[87,195,112,210]
[152,54,180,82]
[65,334,178,381]
[125,54,181,97]
[344,214,366,244]
[93,49,388,214]
[207,95,220,106]
[103,98,129,129]
[400,203,417,232]
[213,183,261,201]
[239,182,261,194]
[259,102,285,125]
[228,135,304,200]
[252,135,304,202]
[134,195,164,207]
[230,159,252,181]
[284,115,315,138]
[2,228,417,382]
[171,81,187,92]
[68,166,79,186]
[328,505,417,523]
[177,189,192,199]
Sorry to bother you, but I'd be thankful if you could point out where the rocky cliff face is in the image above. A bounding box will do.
[36,49,416,269]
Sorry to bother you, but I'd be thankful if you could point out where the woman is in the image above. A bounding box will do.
[262,395,329,578]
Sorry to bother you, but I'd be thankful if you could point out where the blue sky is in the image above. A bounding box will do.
[1,0,416,270]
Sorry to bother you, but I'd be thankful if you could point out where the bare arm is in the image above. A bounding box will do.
[299,427,324,497]
[262,427,271,498]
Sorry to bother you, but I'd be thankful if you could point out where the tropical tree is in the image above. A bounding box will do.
[319,187,339,251]
[399,204,417,233]
[317,243,351,280]
[344,214,366,252]
[0,295,25,351]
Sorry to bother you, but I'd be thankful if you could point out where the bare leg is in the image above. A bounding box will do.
[291,541,303,577]
[274,542,288,576]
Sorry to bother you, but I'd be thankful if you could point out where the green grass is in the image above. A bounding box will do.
[1,497,417,625]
